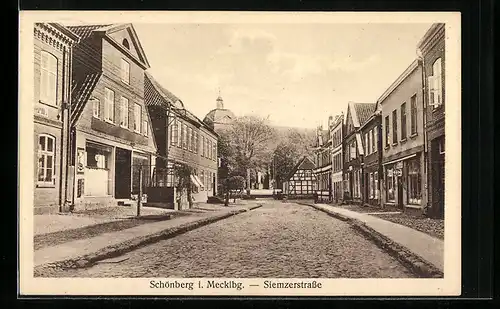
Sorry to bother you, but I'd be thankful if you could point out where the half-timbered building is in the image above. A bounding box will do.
[283,156,317,199]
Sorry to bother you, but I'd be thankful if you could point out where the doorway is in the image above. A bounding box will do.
[397,176,404,209]
[115,147,132,199]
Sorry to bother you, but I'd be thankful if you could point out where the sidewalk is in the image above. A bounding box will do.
[307,203,444,273]
[34,203,259,270]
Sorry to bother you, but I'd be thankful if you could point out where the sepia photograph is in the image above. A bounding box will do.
[19,11,461,296]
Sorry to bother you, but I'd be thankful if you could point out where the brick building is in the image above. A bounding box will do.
[330,114,344,204]
[343,101,375,204]
[359,104,382,207]
[379,59,427,212]
[33,23,80,214]
[417,23,446,219]
[145,72,218,209]
[67,24,157,210]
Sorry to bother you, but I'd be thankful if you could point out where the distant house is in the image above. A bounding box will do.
[283,156,317,199]
[360,103,382,207]
[313,124,332,203]
[343,101,376,204]
[330,114,344,204]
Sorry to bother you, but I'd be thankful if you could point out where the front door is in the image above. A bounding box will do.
[115,147,132,199]
[397,176,404,209]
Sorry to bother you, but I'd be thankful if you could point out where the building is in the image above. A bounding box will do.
[283,156,316,199]
[203,93,236,132]
[329,113,344,204]
[313,124,332,203]
[67,23,157,210]
[379,59,427,212]
[33,23,80,214]
[343,101,376,204]
[417,23,445,219]
[145,72,219,209]
[360,104,382,207]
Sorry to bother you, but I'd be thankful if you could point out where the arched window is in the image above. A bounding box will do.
[40,51,58,105]
[429,58,443,107]
[37,134,56,185]
[122,38,130,49]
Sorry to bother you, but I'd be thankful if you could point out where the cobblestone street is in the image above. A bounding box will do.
[55,201,415,278]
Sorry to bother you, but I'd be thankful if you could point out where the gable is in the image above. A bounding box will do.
[108,27,141,60]
[345,106,355,135]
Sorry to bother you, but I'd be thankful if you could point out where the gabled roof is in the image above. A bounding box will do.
[67,23,150,69]
[286,156,316,180]
[347,101,376,128]
[144,71,184,110]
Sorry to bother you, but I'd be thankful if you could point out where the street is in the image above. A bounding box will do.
[55,201,415,278]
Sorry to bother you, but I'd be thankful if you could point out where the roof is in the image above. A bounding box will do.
[67,23,150,69]
[286,156,316,180]
[377,59,420,104]
[203,108,236,127]
[70,71,103,126]
[417,23,445,50]
[144,71,184,110]
[348,101,376,128]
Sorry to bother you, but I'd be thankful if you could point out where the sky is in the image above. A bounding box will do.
[133,23,432,129]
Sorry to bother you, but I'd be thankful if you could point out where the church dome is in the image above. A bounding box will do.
[203,93,235,129]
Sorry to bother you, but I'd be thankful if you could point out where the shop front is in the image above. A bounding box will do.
[382,153,424,210]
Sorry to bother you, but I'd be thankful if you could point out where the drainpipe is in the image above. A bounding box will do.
[58,46,67,212]
[67,46,75,209]
[417,49,428,213]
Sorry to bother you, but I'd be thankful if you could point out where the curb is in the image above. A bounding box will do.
[297,202,443,278]
[34,204,262,276]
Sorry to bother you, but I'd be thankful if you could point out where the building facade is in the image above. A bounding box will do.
[145,72,218,208]
[379,59,427,212]
[360,105,382,207]
[283,156,317,199]
[417,23,446,219]
[343,102,375,204]
[33,23,80,214]
[67,24,157,211]
[330,114,344,204]
[313,125,332,202]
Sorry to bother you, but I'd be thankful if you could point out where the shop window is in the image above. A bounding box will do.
[407,158,422,205]
[37,134,56,185]
[386,167,396,202]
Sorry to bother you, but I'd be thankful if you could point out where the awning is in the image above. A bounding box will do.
[382,153,417,166]
[190,175,201,188]
[193,175,205,188]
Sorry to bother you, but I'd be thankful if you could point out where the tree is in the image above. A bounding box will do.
[219,115,276,193]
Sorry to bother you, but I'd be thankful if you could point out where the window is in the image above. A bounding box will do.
[368,130,373,154]
[171,119,178,146]
[214,142,217,160]
[373,127,378,153]
[208,140,212,159]
[177,120,182,147]
[350,141,356,160]
[401,102,407,140]
[429,58,443,108]
[386,166,396,202]
[120,59,130,84]
[374,171,379,199]
[187,127,192,151]
[194,132,198,153]
[119,97,129,128]
[206,138,210,159]
[392,110,398,143]
[200,171,204,191]
[365,133,370,155]
[182,124,188,149]
[133,103,142,132]
[39,51,58,105]
[143,119,148,136]
[410,95,417,135]
[37,134,56,185]
[371,129,375,153]
[201,135,205,157]
[407,158,422,204]
[369,173,374,199]
[122,38,130,49]
[104,88,115,122]
[92,99,100,118]
[384,116,390,147]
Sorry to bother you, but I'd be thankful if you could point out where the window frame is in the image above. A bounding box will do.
[384,115,390,148]
[401,102,407,140]
[92,98,100,119]
[119,96,129,128]
[39,51,58,106]
[133,103,142,133]
[143,119,149,137]
[104,87,115,123]
[410,94,418,135]
[37,134,56,186]
[392,110,398,145]
[120,58,130,85]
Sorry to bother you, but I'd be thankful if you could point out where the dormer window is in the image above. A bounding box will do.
[122,38,130,49]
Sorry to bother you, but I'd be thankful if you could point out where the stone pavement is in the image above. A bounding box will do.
[312,203,444,272]
[34,203,253,268]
